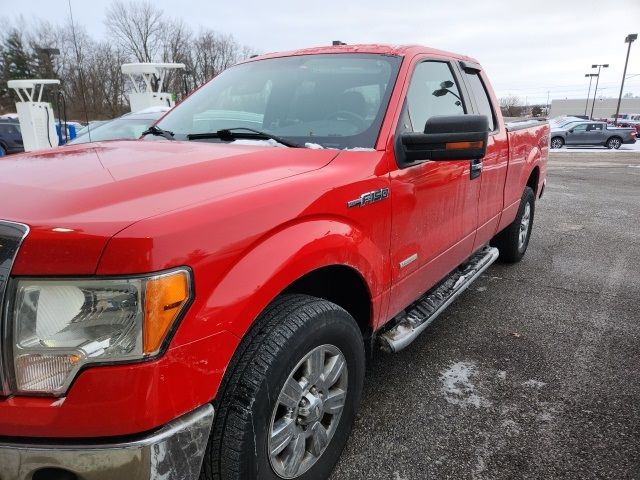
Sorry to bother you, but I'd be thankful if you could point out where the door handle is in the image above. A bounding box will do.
[470,158,482,180]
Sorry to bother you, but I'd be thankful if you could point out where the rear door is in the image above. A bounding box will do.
[586,123,605,143]
[387,58,480,316]
[457,63,509,249]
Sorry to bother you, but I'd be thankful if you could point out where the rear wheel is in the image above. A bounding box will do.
[491,187,535,263]
[606,137,622,149]
[550,137,564,149]
[202,294,365,480]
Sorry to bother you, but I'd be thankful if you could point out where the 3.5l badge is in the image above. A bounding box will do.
[347,188,390,208]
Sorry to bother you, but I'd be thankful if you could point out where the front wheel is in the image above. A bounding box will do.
[491,187,535,263]
[550,137,564,149]
[606,137,622,149]
[202,295,365,480]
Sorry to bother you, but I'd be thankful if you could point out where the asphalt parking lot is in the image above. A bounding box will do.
[332,151,640,480]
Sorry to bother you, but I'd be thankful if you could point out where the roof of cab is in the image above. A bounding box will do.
[241,43,477,64]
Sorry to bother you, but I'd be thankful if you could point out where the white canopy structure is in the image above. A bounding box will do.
[8,79,60,103]
[122,63,185,112]
[8,79,60,152]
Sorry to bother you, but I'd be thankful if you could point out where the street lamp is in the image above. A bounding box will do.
[584,73,598,116]
[614,33,638,126]
[35,47,60,80]
[590,64,609,120]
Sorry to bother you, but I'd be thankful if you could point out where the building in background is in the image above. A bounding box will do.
[550,98,640,118]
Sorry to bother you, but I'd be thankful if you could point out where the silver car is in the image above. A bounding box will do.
[550,121,637,149]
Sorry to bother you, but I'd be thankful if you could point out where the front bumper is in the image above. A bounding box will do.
[0,403,213,480]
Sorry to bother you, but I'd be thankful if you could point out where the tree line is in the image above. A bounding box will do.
[0,0,255,120]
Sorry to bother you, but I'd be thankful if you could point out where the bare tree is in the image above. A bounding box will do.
[1,5,255,117]
[191,30,250,87]
[105,0,164,63]
[500,95,523,117]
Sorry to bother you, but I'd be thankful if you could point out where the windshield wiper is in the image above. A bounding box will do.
[141,125,175,141]
[187,127,300,148]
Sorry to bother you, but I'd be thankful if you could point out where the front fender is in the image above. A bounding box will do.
[205,218,386,339]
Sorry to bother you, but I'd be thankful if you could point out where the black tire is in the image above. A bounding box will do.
[491,187,535,263]
[606,136,622,149]
[202,294,365,480]
[550,137,564,149]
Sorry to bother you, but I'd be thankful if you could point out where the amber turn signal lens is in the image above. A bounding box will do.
[445,140,484,150]
[143,270,190,354]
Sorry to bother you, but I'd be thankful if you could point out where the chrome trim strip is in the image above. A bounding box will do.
[0,220,29,397]
[0,403,214,480]
[399,253,418,269]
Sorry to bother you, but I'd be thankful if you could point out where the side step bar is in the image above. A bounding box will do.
[379,246,499,353]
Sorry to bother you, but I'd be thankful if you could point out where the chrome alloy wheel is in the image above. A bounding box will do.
[518,202,531,250]
[551,138,563,149]
[268,344,348,478]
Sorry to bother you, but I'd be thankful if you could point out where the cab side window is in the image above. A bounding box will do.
[405,61,465,133]
[573,124,588,132]
[464,72,496,131]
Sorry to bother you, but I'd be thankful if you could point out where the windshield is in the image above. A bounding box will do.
[557,120,582,129]
[71,117,157,144]
[156,53,402,149]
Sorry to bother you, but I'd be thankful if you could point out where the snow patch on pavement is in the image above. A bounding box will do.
[440,361,491,408]
[522,379,547,389]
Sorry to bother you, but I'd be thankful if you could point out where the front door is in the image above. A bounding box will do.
[387,58,481,317]
[565,123,589,145]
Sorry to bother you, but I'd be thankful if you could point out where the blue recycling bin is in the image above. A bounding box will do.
[56,123,77,145]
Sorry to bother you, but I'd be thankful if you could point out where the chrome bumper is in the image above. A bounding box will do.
[0,404,214,480]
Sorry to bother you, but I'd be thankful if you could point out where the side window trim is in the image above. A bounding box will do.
[456,61,499,135]
[403,58,469,133]
[393,57,469,169]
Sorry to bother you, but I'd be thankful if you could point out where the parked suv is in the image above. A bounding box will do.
[0,121,23,156]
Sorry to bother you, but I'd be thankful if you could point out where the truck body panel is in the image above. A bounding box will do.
[0,45,548,480]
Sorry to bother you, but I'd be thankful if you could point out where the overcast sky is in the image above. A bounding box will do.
[7,0,640,104]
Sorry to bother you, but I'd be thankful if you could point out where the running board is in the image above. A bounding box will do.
[379,246,499,353]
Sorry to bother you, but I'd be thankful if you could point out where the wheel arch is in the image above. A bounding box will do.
[526,165,540,196]
[282,264,373,345]
[203,218,383,343]
[521,145,543,196]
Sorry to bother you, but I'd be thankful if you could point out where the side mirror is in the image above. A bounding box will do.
[398,115,489,163]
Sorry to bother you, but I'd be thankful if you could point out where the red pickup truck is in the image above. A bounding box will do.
[0,44,548,480]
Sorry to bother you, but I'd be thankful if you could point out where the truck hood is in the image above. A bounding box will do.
[1,140,338,274]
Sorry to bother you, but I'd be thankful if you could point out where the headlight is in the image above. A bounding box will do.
[9,269,192,395]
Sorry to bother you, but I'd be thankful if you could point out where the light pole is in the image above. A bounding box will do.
[614,34,638,126]
[590,64,609,120]
[584,73,598,116]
